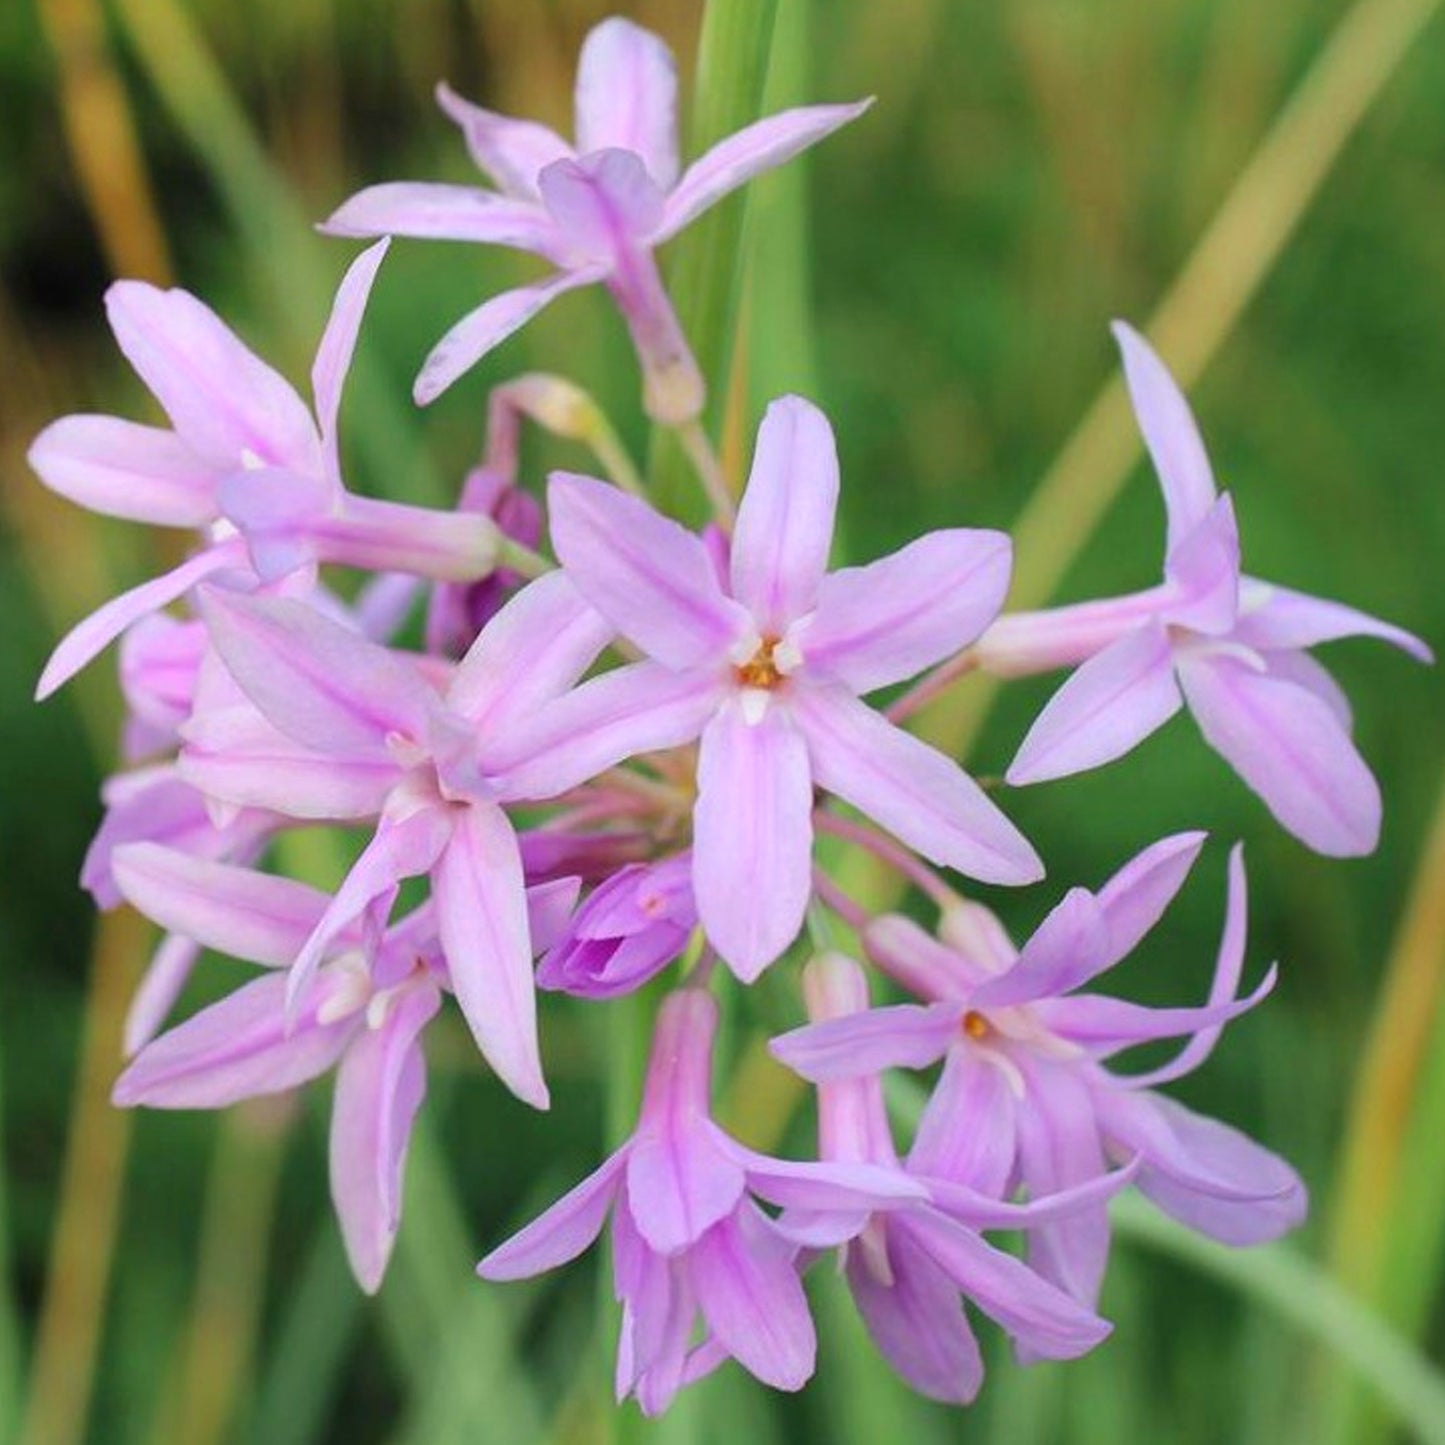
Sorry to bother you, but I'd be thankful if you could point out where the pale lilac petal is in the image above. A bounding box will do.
[1094,831,1207,967]
[1178,651,1380,856]
[1264,649,1352,730]
[974,588,1172,677]
[321,183,557,254]
[1233,579,1432,662]
[658,101,873,243]
[724,1138,927,1213]
[847,1225,983,1404]
[435,82,573,199]
[199,590,430,756]
[1111,320,1216,550]
[863,913,989,999]
[907,1048,1016,1193]
[804,529,1012,694]
[477,1151,626,1280]
[625,1124,746,1258]
[794,684,1042,885]
[688,1206,816,1392]
[538,152,666,261]
[329,980,441,1292]
[968,887,1111,1009]
[729,396,838,633]
[432,802,547,1108]
[105,281,320,473]
[905,1211,1110,1359]
[1006,622,1183,785]
[414,267,602,406]
[525,876,582,955]
[1099,1091,1307,1243]
[112,972,355,1108]
[28,416,215,527]
[448,570,614,736]
[1163,495,1239,635]
[124,933,201,1056]
[548,473,746,667]
[112,843,328,966]
[312,239,389,477]
[926,1161,1139,1232]
[215,465,335,583]
[769,1003,961,1082]
[693,700,813,980]
[36,541,243,700]
[491,661,719,801]
[574,18,679,189]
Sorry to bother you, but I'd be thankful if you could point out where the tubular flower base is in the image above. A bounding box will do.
[25,5,1428,1419]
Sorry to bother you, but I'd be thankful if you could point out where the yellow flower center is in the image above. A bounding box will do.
[735,637,784,690]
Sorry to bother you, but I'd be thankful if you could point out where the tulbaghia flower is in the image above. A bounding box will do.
[493,395,1041,979]
[980,322,1430,855]
[179,570,613,1106]
[537,852,696,999]
[773,835,1306,1309]
[478,989,925,1413]
[29,241,501,698]
[323,18,869,418]
[780,954,1115,1403]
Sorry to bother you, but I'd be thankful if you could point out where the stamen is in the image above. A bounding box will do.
[734,637,784,690]
[963,1010,990,1040]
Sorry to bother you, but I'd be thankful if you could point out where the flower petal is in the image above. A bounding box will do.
[312,239,389,478]
[1006,622,1183,785]
[693,699,813,980]
[1163,494,1240,635]
[1232,579,1432,663]
[907,1047,1016,1193]
[432,802,546,1108]
[1178,651,1380,856]
[968,887,1111,1009]
[770,1003,961,1082]
[795,684,1042,885]
[435,82,573,199]
[1111,320,1216,551]
[548,472,746,667]
[329,979,441,1292]
[28,415,215,527]
[476,1150,626,1281]
[574,18,679,189]
[658,101,873,242]
[1263,648,1352,730]
[1093,831,1207,967]
[321,182,557,253]
[124,933,201,1057]
[729,396,839,634]
[105,281,319,473]
[804,529,1012,694]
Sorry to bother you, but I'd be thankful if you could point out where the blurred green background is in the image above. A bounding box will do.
[2,0,1444,1441]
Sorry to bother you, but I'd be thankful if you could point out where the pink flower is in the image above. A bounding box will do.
[980,322,1430,856]
[494,395,1040,979]
[323,18,869,419]
[477,990,923,1413]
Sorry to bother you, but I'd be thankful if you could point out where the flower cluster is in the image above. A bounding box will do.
[32,15,1428,1415]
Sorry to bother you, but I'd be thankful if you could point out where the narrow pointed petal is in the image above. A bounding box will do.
[969,888,1111,1009]
[729,1145,927,1212]
[491,660,719,801]
[414,268,601,406]
[112,843,328,966]
[37,542,242,699]
[525,876,582,955]
[1178,651,1380,855]
[729,396,839,633]
[548,472,747,667]
[1264,649,1352,730]
[847,1226,983,1404]
[689,1207,817,1392]
[770,1003,961,1081]
[1111,320,1216,550]
[1007,623,1183,785]
[908,1048,1016,1193]
[926,1161,1139,1232]
[975,588,1173,678]
[906,1212,1110,1359]
[693,700,813,980]
[658,101,873,242]
[1094,831,1207,967]
[435,83,572,198]
[1232,579,1432,662]
[329,980,441,1292]
[448,570,613,736]
[113,972,355,1108]
[313,239,389,477]
[477,1151,626,1280]
[433,803,546,1107]
[29,416,214,527]
[795,684,1042,885]
[1163,495,1239,635]
[574,18,679,189]
[804,529,1012,694]
[199,590,429,755]
[105,281,319,473]
[124,933,201,1056]
[321,183,557,252]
